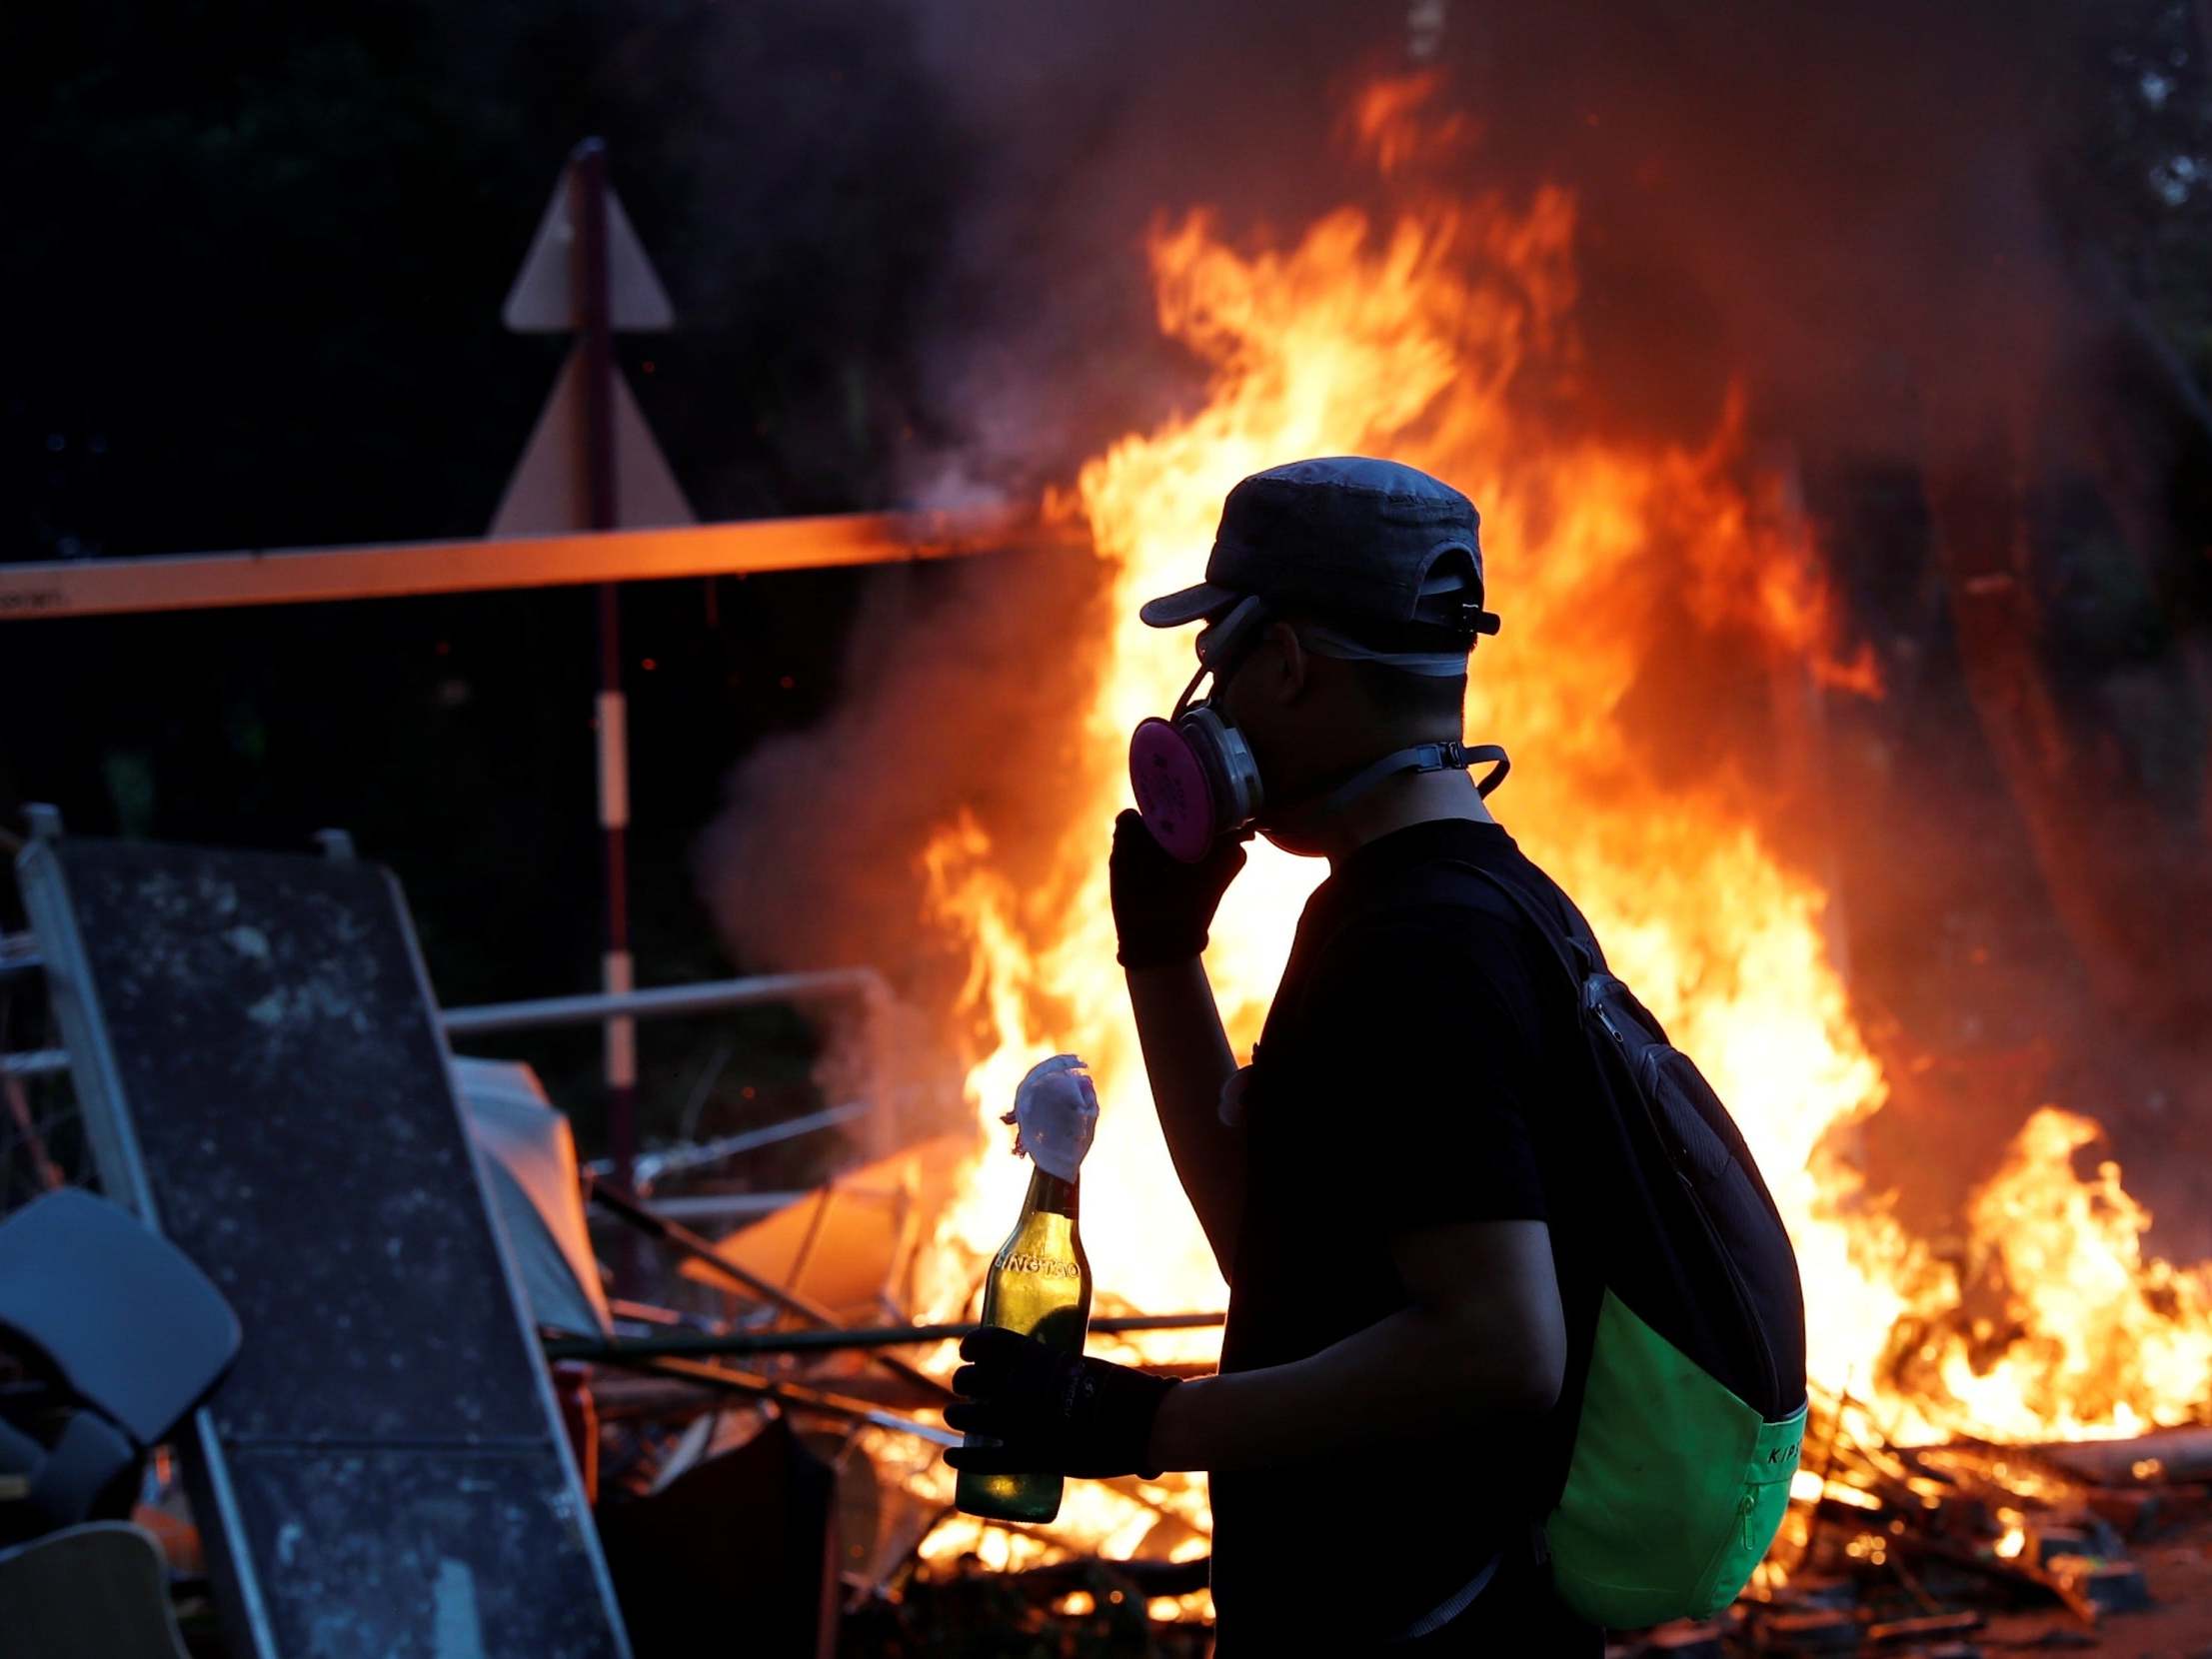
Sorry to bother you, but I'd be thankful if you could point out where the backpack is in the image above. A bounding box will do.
[1431,857,1809,1629]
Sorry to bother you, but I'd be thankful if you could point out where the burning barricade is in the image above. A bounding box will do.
[10,45,2212,1659]
[671,72,2212,1654]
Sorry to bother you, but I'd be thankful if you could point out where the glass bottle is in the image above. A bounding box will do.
[954,1163,1094,1523]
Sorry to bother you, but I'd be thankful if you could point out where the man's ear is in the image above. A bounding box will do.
[1259,620,1309,705]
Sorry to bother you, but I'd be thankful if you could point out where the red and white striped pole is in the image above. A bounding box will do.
[570,138,637,1189]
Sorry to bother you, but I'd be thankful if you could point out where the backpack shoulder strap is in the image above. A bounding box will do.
[1414,856,1604,999]
[1311,853,1610,1049]
[1418,859,1699,1145]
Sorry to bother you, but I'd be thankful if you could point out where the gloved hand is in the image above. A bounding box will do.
[942,1326,1180,1480]
[1110,810,1247,969]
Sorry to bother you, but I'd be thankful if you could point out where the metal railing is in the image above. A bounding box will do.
[439,967,887,1038]
[8,967,888,1077]
[6,966,890,1222]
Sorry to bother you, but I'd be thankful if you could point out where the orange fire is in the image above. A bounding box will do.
[904,81,2212,1577]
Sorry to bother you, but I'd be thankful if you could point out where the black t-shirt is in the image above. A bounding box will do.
[1207,819,1602,1652]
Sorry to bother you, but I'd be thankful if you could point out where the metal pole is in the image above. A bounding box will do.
[1,1049,68,1078]
[439,966,887,1036]
[611,1353,961,1447]
[570,137,636,1194]
[542,1311,1227,1363]
[615,1102,870,1189]
[585,1174,957,1401]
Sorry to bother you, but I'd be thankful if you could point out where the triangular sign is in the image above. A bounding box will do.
[502,167,675,333]
[490,346,696,536]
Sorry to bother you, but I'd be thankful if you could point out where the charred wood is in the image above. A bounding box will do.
[2027,1427,2212,1489]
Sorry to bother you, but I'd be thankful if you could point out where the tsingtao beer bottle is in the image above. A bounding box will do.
[955,1055,1098,1525]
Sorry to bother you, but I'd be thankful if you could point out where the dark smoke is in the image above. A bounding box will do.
[695,543,1113,1145]
[890,1,2113,477]
[696,0,2212,1242]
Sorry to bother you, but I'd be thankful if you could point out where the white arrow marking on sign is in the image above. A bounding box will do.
[490,345,696,536]
[501,169,675,333]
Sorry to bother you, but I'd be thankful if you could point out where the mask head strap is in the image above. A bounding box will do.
[1174,594,1271,720]
[1194,595,1271,674]
[1264,740,1512,848]
[1294,623,1471,678]
[1308,740,1510,816]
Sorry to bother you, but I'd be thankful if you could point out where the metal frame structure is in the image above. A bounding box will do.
[14,817,635,1658]
[14,825,274,1657]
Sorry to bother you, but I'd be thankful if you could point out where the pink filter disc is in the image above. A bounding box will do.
[1128,718,1216,863]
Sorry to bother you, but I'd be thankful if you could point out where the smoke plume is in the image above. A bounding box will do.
[696,1,2212,1227]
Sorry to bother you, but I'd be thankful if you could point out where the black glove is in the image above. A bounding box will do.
[942,1326,1180,1480]
[1110,809,1247,970]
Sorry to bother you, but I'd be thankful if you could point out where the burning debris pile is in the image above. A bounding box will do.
[888,56,2212,1507]
[1698,1397,2212,1656]
[688,50,2212,1655]
[10,3,2211,1652]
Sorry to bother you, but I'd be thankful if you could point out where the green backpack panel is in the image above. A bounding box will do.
[1550,1290,1805,1625]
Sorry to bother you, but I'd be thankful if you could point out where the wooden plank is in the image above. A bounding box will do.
[2031,1428,2212,1488]
[0,507,1030,621]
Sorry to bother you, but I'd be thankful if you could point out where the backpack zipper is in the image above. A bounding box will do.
[1678,1158,1783,1413]
[1619,1036,1784,1415]
[1442,856,1790,1416]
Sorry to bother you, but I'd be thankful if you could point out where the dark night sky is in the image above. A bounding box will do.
[0,1,1007,1147]
[8,0,2212,1181]
[0,6,978,903]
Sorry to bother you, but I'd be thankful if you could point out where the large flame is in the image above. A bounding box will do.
[906,83,2212,1575]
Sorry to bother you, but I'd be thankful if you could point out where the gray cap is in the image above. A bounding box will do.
[1138,456,1497,639]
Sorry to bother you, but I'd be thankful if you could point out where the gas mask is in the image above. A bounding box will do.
[1127,595,1510,862]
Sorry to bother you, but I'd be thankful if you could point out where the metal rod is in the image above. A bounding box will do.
[0,1049,67,1078]
[544,1311,1226,1363]
[0,936,41,982]
[585,1174,957,1401]
[441,967,886,1036]
[605,1100,868,1186]
[620,1352,960,1448]
[675,1038,734,1143]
